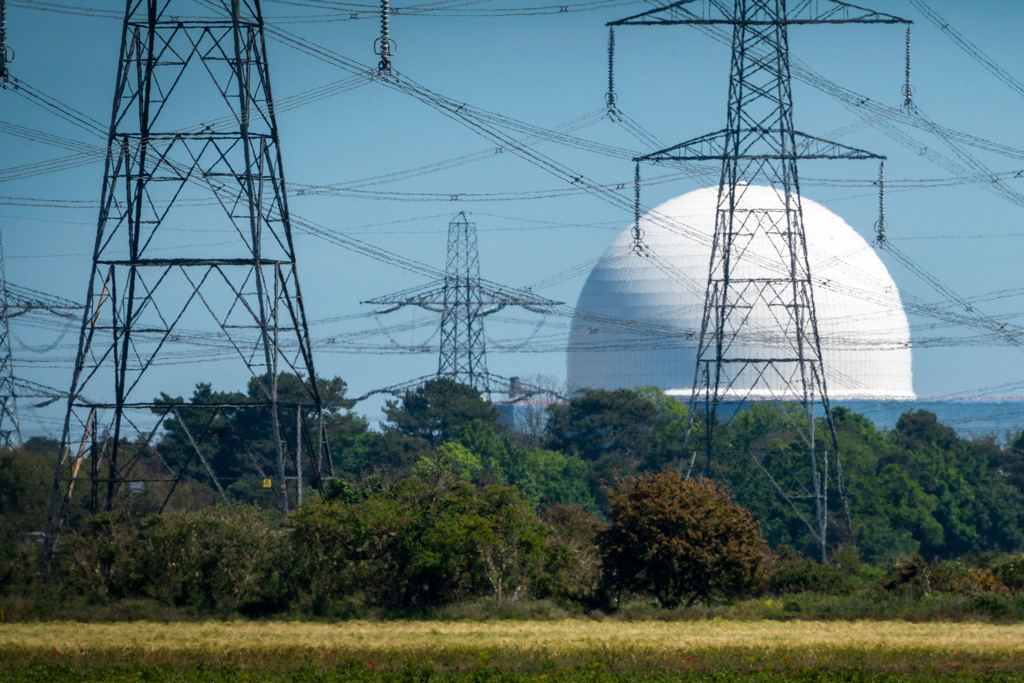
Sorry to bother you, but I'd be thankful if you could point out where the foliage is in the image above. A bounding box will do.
[0,443,56,561]
[12,376,1024,619]
[152,373,355,498]
[383,378,499,447]
[878,554,1008,599]
[762,546,857,596]
[291,474,550,610]
[134,506,292,615]
[56,506,291,616]
[58,511,143,602]
[537,504,605,603]
[546,388,667,471]
[599,472,766,607]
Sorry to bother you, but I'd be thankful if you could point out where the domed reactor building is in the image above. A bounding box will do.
[566,186,1019,434]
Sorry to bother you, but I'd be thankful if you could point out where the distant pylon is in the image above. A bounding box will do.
[611,0,910,559]
[439,212,488,386]
[364,212,559,398]
[45,0,330,557]
[0,223,21,449]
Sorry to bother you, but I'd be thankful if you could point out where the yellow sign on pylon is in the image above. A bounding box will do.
[262,478,272,489]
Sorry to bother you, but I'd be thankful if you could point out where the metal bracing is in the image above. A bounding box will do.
[364,212,560,399]
[44,0,330,560]
[0,225,21,449]
[612,0,909,559]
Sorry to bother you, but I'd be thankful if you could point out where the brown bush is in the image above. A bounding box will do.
[598,472,766,608]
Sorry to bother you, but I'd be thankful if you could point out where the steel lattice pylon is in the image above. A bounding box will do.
[0,225,21,449]
[611,0,909,558]
[45,0,330,557]
[364,212,559,399]
[439,212,488,387]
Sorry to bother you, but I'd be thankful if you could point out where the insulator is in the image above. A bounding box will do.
[903,25,914,108]
[0,0,9,82]
[632,161,644,255]
[875,160,886,245]
[376,0,393,73]
[605,26,616,113]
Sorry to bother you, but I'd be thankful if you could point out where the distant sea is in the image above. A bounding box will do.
[833,398,1024,439]
[497,397,1024,441]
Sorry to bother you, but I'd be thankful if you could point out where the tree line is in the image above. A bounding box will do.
[2,374,1024,618]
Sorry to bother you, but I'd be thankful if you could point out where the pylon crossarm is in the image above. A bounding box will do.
[610,0,908,26]
[364,281,560,310]
[638,130,883,162]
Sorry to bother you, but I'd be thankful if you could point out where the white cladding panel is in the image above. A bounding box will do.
[567,186,915,400]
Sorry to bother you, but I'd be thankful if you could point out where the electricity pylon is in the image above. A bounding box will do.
[364,212,559,399]
[45,0,330,558]
[611,0,910,559]
[0,225,21,449]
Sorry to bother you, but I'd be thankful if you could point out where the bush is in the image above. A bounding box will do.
[537,504,605,604]
[762,546,855,596]
[992,555,1024,593]
[134,505,292,616]
[598,473,766,608]
[58,511,142,602]
[292,476,555,611]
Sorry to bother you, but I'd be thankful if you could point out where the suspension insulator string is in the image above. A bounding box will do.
[0,0,10,84]
[875,160,886,246]
[605,26,617,116]
[375,0,394,75]
[903,25,914,109]
[632,161,644,255]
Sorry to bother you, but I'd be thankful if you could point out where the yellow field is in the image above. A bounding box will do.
[2,619,1024,672]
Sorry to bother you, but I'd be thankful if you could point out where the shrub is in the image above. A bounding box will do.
[58,511,142,602]
[993,555,1024,593]
[878,554,929,596]
[762,546,855,596]
[292,477,555,611]
[598,473,766,608]
[474,486,551,601]
[134,505,291,616]
[537,504,605,604]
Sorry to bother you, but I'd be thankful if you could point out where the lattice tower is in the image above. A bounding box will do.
[0,224,20,449]
[611,0,910,559]
[45,0,330,559]
[364,212,559,399]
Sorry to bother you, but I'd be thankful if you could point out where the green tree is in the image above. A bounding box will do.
[383,378,499,447]
[599,472,766,607]
[520,449,599,513]
[0,443,57,560]
[546,388,666,471]
[153,373,357,498]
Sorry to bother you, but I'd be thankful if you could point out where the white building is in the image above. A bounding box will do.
[567,186,915,400]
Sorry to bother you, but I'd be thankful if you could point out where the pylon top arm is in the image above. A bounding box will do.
[608,0,909,27]
[636,129,884,162]
[363,280,561,310]
[362,281,449,307]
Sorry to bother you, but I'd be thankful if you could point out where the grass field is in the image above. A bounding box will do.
[2,619,1024,677]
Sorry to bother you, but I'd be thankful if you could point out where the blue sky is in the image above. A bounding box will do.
[3,0,1024,436]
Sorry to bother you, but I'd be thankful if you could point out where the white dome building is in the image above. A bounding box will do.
[567,186,915,400]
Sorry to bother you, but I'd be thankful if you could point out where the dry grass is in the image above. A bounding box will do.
[3,618,1023,651]
[2,619,1024,672]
